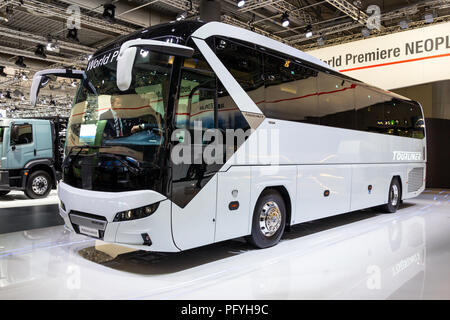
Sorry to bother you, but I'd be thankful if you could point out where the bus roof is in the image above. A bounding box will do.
[93,20,412,104]
[94,20,205,56]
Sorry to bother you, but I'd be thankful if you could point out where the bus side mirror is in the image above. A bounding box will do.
[30,75,50,106]
[116,46,138,92]
[30,69,85,106]
[116,39,194,92]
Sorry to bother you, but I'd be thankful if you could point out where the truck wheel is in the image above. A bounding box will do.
[380,178,401,213]
[25,171,52,199]
[246,189,286,249]
[0,190,10,197]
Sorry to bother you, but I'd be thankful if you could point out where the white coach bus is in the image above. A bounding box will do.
[31,21,426,251]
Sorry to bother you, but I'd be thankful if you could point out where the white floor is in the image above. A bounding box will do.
[0,190,59,208]
[0,189,448,299]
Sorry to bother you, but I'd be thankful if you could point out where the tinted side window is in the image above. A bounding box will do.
[214,37,265,109]
[175,68,216,132]
[263,54,320,123]
[401,101,425,139]
[317,74,355,129]
[217,80,250,132]
[184,39,214,72]
[355,86,389,134]
[384,99,407,137]
[11,124,33,145]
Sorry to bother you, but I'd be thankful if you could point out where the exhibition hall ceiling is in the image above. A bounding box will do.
[0,0,449,117]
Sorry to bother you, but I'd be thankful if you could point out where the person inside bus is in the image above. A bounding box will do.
[130,112,163,135]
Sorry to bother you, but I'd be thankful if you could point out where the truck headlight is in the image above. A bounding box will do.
[113,202,160,222]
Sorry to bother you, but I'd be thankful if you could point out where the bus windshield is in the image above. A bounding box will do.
[66,49,174,158]
[63,48,174,192]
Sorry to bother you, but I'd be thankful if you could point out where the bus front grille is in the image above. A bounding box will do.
[408,168,424,193]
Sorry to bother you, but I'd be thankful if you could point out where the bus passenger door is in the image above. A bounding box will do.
[171,173,218,251]
[170,76,219,250]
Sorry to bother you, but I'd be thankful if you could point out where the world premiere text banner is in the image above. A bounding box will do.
[307,21,450,90]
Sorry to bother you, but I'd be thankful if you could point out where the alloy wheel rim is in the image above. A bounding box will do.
[259,201,282,237]
[391,184,399,206]
[32,176,48,195]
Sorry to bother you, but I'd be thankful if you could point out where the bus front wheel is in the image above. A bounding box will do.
[247,189,286,249]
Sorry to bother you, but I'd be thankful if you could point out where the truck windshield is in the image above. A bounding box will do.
[66,48,173,158]
[63,48,174,192]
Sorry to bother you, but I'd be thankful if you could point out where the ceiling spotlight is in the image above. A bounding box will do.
[237,0,245,8]
[317,37,325,46]
[0,66,6,77]
[46,41,59,52]
[13,89,23,97]
[424,13,434,23]
[353,1,362,9]
[66,28,79,42]
[176,11,187,21]
[103,3,116,22]
[0,12,8,22]
[281,12,290,28]
[399,20,409,29]
[15,56,26,68]
[34,44,47,58]
[361,27,370,37]
[305,24,313,38]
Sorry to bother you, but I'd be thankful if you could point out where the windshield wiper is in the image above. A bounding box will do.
[63,145,111,168]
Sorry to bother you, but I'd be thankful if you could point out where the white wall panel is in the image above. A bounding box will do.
[308,22,450,90]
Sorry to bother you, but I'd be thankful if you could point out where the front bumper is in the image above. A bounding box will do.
[58,182,179,252]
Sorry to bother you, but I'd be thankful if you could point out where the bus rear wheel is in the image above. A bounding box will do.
[247,189,286,249]
[25,170,52,199]
[380,178,401,213]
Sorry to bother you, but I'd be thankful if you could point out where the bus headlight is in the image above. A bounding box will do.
[113,202,160,222]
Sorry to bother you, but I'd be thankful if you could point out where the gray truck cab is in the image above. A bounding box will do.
[0,118,64,199]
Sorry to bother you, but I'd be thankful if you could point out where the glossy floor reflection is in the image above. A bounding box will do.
[0,189,448,299]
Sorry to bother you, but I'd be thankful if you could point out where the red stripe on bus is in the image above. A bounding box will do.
[176,107,240,117]
[255,83,357,105]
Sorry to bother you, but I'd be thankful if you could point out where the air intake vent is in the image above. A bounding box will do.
[408,167,424,193]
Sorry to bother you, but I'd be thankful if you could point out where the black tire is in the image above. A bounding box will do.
[24,170,52,199]
[380,178,402,213]
[246,189,286,249]
[0,190,10,197]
